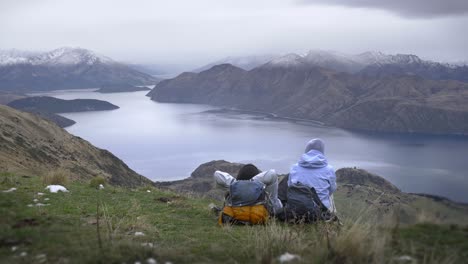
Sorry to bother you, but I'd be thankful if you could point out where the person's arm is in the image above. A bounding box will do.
[252,169,277,186]
[213,170,235,190]
[253,170,283,213]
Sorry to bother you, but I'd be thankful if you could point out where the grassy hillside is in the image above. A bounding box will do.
[0,105,151,187]
[1,172,467,264]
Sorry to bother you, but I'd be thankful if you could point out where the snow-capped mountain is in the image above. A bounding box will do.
[0,47,113,66]
[193,54,279,72]
[250,50,468,82]
[263,53,308,68]
[0,47,159,92]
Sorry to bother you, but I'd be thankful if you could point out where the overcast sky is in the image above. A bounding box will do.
[1,0,467,66]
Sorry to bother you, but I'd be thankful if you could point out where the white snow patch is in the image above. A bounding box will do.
[2,187,17,193]
[146,190,151,193]
[394,255,416,263]
[134,232,145,236]
[146,258,157,264]
[35,203,49,207]
[33,198,39,203]
[45,185,68,193]
[99,184,104,190]
[44,198,50,201]
[278,252,300,263]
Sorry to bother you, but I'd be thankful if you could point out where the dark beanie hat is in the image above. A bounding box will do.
[237,164,260,180]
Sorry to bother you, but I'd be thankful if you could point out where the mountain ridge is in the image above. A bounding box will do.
[0,47,159,92]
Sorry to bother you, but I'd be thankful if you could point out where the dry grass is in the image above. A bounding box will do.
[0,172,19,187]
[42,169,69,185]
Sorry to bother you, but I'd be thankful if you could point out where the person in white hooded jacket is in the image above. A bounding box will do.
[214,164,283,215]
[289,138,337,213]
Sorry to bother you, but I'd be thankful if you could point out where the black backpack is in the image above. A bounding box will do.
[278,176,335,223]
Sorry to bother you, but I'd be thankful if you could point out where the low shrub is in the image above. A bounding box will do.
[89,176,107,189]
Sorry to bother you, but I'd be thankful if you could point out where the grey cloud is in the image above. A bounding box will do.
[300,0,468,18]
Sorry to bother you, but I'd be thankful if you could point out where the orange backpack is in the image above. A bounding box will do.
[218,180,269,225]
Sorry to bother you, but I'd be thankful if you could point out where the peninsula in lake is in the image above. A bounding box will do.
[96,83,152,93]
[148,51,468,135]
[7,96,119,127]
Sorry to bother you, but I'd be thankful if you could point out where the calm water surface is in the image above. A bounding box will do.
[36,90,468,203]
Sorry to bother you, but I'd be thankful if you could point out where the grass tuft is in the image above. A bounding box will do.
[89,176,107,189]
[0,172,19,187]
[42,169,69,186]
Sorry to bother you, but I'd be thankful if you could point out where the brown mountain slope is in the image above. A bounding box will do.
[0,105,151,187]
[148,64,468,135]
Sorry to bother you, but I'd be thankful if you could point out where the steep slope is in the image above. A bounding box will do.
[0,105,151,186]
[0,47,159,92]
[156,160,468,225]
[148,63,468,135]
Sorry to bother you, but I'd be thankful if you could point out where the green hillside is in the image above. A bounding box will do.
[1,172,467,264]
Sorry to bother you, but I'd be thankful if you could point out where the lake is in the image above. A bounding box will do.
[36,90,468,203]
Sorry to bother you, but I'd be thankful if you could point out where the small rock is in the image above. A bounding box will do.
[2,187,17,193]
[134,262,142,264]
[278,252,300,263]
[19,251,28,257]
[45,185,68,193]
[99,184,105,190]
[44,198,50,201]
[11,246,18,252]
[146,258,157,264]
[35,203,49,207]
[27,204,34,207]
[35,254,47,263]
[146,190,151,193]
[141,242,154,248]
[33,198,39,203]
[37,192,44,196]
[134,232,145,236]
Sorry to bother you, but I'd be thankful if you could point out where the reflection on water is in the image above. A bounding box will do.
[35,90,468,203]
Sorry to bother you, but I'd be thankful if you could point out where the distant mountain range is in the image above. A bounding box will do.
[0,47,159,92]
[195,50,468,82]
[149,51,468,135]
[194,54,278,72]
